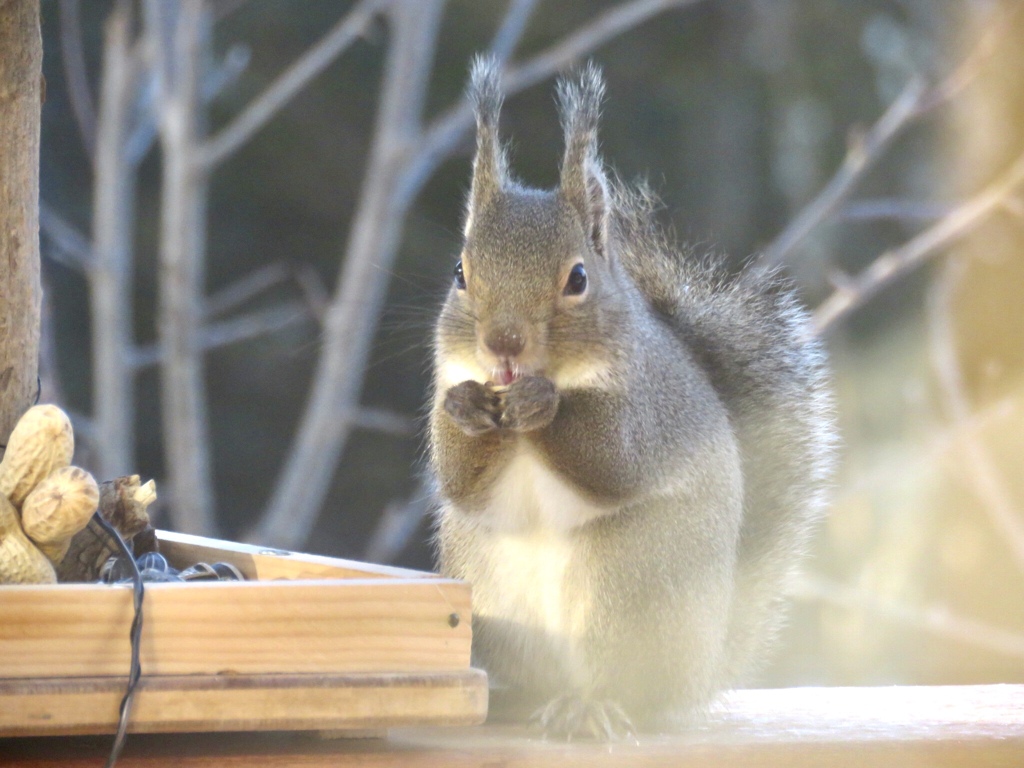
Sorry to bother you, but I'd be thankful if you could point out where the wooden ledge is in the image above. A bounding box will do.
[2,684,1022,767]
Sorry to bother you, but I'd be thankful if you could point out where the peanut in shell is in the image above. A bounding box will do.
[0,405,75,509]
[0,493,58,584]
[21,466,100,565]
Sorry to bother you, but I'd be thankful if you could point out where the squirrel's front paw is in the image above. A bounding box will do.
[444,380,501,435]
[499,376,559,432]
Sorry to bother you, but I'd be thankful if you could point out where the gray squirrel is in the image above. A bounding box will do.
[429,59,836,738]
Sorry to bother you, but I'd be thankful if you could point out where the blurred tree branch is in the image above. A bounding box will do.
[760,76,928,270]
[39,199,92,269]
[91,0,143,483]
[55,0,1021,599]
[838,392,1018,502]
[813,149,1024,335]
[248,0,447,547]
[143,0,220,534]
[249,0,703,547]
[837,198,952,224]
[759,4,1024,671]
[363,478,432,564]
[203,262,292,318]
[792,575,1024,660]
[410,0,703,199]
[199,0,388,168]
[763,15,1001,272]
[928,258,1024,572]
[58,0,96,160]
[43,0,706,544]
[488,0,540,64]
[131,301,311,369]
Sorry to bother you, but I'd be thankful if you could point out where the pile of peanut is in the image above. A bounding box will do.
[0,405,100,584]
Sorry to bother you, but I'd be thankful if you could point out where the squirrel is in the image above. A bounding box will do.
[429,58,837,738]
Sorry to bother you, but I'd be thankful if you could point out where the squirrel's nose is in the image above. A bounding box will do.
[484,326,526,359]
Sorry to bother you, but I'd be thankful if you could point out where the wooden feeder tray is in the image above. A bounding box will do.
[0,531,487,736]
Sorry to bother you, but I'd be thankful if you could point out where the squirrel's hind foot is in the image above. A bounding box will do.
[531,694,638,743]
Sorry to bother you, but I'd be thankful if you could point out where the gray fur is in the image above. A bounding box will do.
[557,63,610,256]
[430,63,837,734]
[466,56,509,220]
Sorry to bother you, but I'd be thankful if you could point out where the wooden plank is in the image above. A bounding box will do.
[156,530,433,581]
[1,685,1020,767]
[0,670,488,736]
[0,578,471,678]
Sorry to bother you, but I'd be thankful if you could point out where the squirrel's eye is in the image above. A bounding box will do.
[564,263,587,296]
[453,260,467,290]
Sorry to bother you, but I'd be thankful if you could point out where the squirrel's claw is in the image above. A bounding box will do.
[444,380,502,435]
[531,694,638,743]
[498,375,559,432]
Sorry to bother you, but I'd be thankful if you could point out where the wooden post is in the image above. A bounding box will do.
[0,0,42,446]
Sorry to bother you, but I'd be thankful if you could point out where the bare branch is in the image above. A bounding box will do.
[839,198,952,224]
[204,262,291,318]
[294,265,330,323]
[793,574,1024,660]
[91,0,143,480]
[199,0,388,169]
[120,37,160,167]
[202,43,250,103]
[125,113,158,168]
[503,0,706,96]
[759,77,927,269]
[927,259,1024,573]
[348,406,416,437]
[916,7,1005,113]
[838,391,1018,501]
[58,0,97,159]
[190,302,310,356]
[408,0,707,201]
[132,301,311,369]
[248,0,704,549]
[146,0,218,535]
[813,149,1024,335]
[212,0,249,23]
[761,13,1003,270]
[38,200,91,269]
[37,280,66,408]
[363,480,432,564]
[248,0,446,549]
[488,0,540,65]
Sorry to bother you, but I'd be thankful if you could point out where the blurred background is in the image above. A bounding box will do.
[35,0,1024,689]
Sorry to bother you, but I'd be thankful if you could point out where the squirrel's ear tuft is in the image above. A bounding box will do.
[557,62,609,258]
[465,55,507,237]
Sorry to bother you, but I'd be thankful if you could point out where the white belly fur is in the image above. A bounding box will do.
[469,526,590,688]
[472,528,578,636]
[464,449,607,686]
[484,448,608,533]
[438,356,614,684]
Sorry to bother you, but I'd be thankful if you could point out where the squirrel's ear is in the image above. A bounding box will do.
[557,63,609,258]
[465,56,507,238]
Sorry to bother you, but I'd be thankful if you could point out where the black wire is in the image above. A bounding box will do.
[94,514,144,768]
